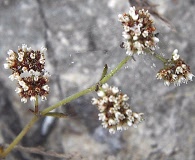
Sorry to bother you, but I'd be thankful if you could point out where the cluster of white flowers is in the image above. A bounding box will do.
[92,83,144,134]
[156,49,194,86]
[118,6,159,56]
[4,44,50,103]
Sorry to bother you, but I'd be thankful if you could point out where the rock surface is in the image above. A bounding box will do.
[0,0,195,159]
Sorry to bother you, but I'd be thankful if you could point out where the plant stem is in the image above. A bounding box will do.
[0,55,131,158]
[0,116,39,158]
[146,49,167,63]
[41,55,131,115]
[153,52,167,63]
[35,95,39,114]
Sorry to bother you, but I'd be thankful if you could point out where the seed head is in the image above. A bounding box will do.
[119,6,159,55]
[92,83,144,134]
[4,44,50,103]
[156,49,194,86]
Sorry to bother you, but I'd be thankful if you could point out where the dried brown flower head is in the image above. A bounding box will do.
[4,44,50,103]
[156,49,194,86]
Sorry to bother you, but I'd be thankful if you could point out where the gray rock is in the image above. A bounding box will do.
[0,0,195,159]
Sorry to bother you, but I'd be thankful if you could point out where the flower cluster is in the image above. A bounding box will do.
[118,6,159,55]
[92,83,144,134]
[4,44,50,103]
[156,49,194,86]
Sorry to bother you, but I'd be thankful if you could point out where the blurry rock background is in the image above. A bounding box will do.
[0,0,195,160]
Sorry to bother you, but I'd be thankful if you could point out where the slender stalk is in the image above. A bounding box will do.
[41,55,131,115]
[0,55,131,158]
[0,116,39,158]
[35,95,39,114]
[152,52,167,63]
[145,49,167,63]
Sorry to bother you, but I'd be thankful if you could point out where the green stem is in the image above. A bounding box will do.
[0,116,39,158]
[35,95,39,114]
[146,49,167,63]
[153,52,167,63]
[41,55,131,115]
[0,55,131,158]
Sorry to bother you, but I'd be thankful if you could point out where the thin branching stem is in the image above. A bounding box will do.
[0,55,131,158]
[146,49,168,63]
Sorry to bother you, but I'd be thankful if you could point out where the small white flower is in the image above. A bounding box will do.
[115,111,125,120]
[186,72,194,81]
[30,52,36,59]
[92,98,98,105]
[126,109,132,116]
[41,96,47,101]
[21,97,27,103]
[23,85,29,91]
[156,73,162,79]
[122,32,131,40]
[126,50,133,56]
[42,85,49,91]
[7,49,14,56]
[176,66,183,74]
[30,96,36,101]
[116,125,123,131]
[97,90,105,97]
[15,87,22,93]
[153,37,159,43]
[133,112,139,119]
[181,64,187,69]
[145,41,150,47]
[172,49,179,61]
[164,80,170,86]
[29,69,35,75]
[124,26,130,32]
[34,75,39,81]
[172,74,177,80]
[98,113,107,121]
[108,95,116,102]
[18,56,23,62]
[39,58,45,64]
[129,6,139,20]
[22,67,28,72]
[118,14,123,21]
[98,105,106,112]
[9,72,20,81]
[102,96,108,103]
[134,41,143,54]
[22,44,28,51]
[122,94,129,101]
[112,86,119,94]
[44,71,50,77]
[133,36,138,40]
[27,47,32,51]
[4,63,10,69]
[118,14,129,22]
[127,120,133,126]
[102,122,108,128]
[134,26,141,36]
[109,128,116,134]
[18,51,24,57]
[142,30,148,37]
[108,119,117,125]
[19,80,26,87]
